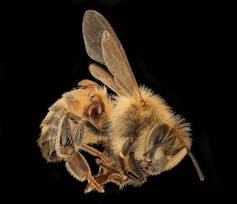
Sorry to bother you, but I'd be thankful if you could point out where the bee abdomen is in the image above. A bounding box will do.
[38,125,61,162]
[38,100,68,162]
[41,111,61,129]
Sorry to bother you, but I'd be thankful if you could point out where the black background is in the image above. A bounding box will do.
[0,0,233,203]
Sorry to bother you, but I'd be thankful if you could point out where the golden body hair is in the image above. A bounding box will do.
[109,87,191,165]
[82,10,204,191]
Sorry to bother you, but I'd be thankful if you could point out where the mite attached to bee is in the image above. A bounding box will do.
[38,79,115,193]
[81,10,204,192]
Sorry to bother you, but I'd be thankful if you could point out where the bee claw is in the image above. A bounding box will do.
[84,184,105,194]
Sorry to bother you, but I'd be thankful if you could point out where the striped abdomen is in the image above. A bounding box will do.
[38,99,68,162]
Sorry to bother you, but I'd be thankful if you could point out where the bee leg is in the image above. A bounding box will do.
[95,158,127,184]
[65,152,105,193]
[84,159,127,193]
[115,138,145,183]
[118,151,145,183]
[59,113,104,193]
[84,172,126,193]
[81,143,111,164]
[74,120,84,147]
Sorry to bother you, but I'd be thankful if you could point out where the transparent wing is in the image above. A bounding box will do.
[89,63,130,96]
[82,10,118,65]
[83,10,142,99]
[101,31,141,98]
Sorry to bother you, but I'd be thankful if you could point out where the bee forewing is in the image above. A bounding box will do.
[83,9,142,99]
[101,31,142,99]
[82,10,118,65]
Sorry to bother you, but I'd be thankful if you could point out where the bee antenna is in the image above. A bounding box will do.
[188,151,205,181]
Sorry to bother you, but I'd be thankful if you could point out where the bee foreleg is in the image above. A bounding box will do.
[118,151,145,183]
[65,152,104,193]
[116,137,146,183]
[121,137,136,156]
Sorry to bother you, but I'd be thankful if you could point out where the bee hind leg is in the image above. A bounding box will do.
[81,143,111,164]
[65,152,105,193]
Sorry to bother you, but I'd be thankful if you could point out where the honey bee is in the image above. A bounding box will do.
[81,10,204,192]
[38,79,114,193]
